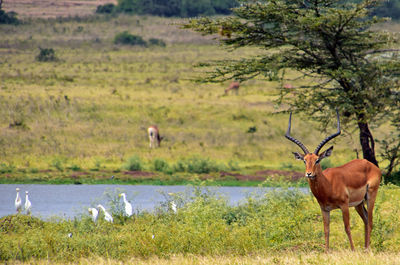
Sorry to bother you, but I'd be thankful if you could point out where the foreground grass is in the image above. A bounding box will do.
[1,185,399,263]
[6,251,400,265]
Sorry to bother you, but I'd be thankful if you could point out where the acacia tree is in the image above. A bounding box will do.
[184,0,400,167]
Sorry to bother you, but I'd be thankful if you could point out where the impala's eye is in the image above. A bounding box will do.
[315,159,320,164]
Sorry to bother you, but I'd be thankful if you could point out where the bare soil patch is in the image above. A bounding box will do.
[3,0,117,18]
[123,171,156,179]
[220,169,303,182]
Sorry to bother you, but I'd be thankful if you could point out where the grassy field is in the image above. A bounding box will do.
[6,252,400,265]
[0,8,398,184]
[1,185,400,264]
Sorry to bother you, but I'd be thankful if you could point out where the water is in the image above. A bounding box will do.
[0,184,309,220]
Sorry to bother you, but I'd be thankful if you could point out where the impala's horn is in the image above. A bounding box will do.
[314,109,341,154]
[285,112,310,154]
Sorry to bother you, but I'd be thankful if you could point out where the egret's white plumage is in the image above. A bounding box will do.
[97,204,113,223]
[24,191,31,215]
[170,201,177,213]
[119,193,133,217]
[15,188,22,213]
[88,207,99,222]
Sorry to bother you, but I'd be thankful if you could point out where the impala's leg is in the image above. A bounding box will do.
[355,203,368,248]
[321,209,331,251]
[366,187,379,249]
[340,205,355,250]
[149,136,154,148]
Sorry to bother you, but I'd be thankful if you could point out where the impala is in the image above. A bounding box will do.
[224,81,240,95]
[285,110,381,250]
[147,125,163,148]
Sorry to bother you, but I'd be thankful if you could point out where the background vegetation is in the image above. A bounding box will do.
[100,0,400,19]
[0,3,399,184]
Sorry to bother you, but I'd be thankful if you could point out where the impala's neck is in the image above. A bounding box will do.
[308,165,332,202]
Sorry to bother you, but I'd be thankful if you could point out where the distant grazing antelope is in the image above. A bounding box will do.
[224,81,240,95]
[148,125,163,148]
[283,83,294,89]
[285,110,381,251]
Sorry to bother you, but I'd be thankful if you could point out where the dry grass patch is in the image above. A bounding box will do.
[6,251,400,265]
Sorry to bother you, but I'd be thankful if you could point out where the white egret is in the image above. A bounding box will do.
[97,204,113,223]
[15,188,22,213]
[88,207,99,223]
[170,201,177,213]
[24,191,32,215]
[119,193,133,217]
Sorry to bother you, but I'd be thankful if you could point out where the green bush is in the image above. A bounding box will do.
[114,31,147,46]
[115,0,238,17]
[385,170,400,185]
[153,158,171,174]
[96,3,116,14]
[148,38,166,47]
[173,156,225,174]
[0,10,19,25]
[51,158,64,172]
[0,163,15,174]
[123,155,143,171]
[36,48,57,62]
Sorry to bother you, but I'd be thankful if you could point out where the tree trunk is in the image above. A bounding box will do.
[357,121,379,167]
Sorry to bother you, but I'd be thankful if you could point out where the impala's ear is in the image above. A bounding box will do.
[319,146,333,159]
[293,152,305,161]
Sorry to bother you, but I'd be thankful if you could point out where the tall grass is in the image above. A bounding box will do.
[0,185,399,262]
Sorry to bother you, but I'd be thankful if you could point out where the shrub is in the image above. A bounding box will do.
[67,164,81,171]
[173,156,225,174]
[148,38,166,47]
[96,3,115,14]
[36,48,57,62]
[0,163,15,174]
[51,158,64,172]
[114,31,147,46]
[115,0,238,17]
[123,155,143,171]
[153,158,171,174]
[385,170,400,185]
[0,10,19,25]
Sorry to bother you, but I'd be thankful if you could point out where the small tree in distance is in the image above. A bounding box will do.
[183,0,400,167]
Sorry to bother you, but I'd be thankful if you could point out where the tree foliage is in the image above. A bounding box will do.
[183,0,400,167]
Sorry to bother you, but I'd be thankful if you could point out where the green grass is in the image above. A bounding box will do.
[0,184,399,263]
[1,14,397,181]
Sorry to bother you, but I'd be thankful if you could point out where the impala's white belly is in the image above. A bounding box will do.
[347,186,367,207]
[349,200,364,207]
